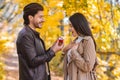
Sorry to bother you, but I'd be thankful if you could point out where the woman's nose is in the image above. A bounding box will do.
[69,28,72,32]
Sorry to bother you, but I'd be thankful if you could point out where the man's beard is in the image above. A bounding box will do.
[33,22,42,29]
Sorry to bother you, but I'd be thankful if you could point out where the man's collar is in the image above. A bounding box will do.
[25,25,40,37]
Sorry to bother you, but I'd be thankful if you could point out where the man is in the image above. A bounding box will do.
[16,3,64,80]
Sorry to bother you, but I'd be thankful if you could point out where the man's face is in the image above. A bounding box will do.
[32,11,45,29]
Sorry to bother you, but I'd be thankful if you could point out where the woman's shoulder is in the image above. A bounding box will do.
[82,36,94,46]
[83,36,92,40]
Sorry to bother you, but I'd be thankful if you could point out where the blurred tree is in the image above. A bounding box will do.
[0,38,6,80]
[0,1,18,80]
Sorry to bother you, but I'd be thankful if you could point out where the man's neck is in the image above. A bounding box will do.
[28,24,35,31]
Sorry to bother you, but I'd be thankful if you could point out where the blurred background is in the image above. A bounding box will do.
[0,0,120,80]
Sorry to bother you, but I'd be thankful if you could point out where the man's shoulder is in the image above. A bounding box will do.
[17,27,34,43]
[18,27,31,37]
[17,27,33,42]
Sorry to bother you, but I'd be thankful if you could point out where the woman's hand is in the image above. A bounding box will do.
[62,42,74,53]
[71,43,79,50]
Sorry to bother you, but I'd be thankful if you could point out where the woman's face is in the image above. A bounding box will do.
[69,22,78,37]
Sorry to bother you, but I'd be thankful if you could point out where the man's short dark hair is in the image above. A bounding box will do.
[23,3,44,25]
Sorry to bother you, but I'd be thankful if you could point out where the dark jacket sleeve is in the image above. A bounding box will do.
[20,34,55,68]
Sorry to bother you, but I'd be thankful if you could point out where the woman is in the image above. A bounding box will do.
[63,13,98,80]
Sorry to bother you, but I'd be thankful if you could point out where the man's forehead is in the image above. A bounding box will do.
[37,11,44,15]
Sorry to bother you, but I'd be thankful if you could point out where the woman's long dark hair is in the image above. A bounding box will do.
[69,13,96,50]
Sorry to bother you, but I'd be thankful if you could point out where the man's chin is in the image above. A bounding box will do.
[38,27,42,29]
[37,25,42,29]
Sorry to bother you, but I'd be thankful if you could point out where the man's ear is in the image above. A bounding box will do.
[28,15,33,21]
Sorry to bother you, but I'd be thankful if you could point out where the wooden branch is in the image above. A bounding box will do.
[97,51,120,55]
[97,0,102,24]
[0,0,5,9]
[7,4,18,22]
[110,0,115,28]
